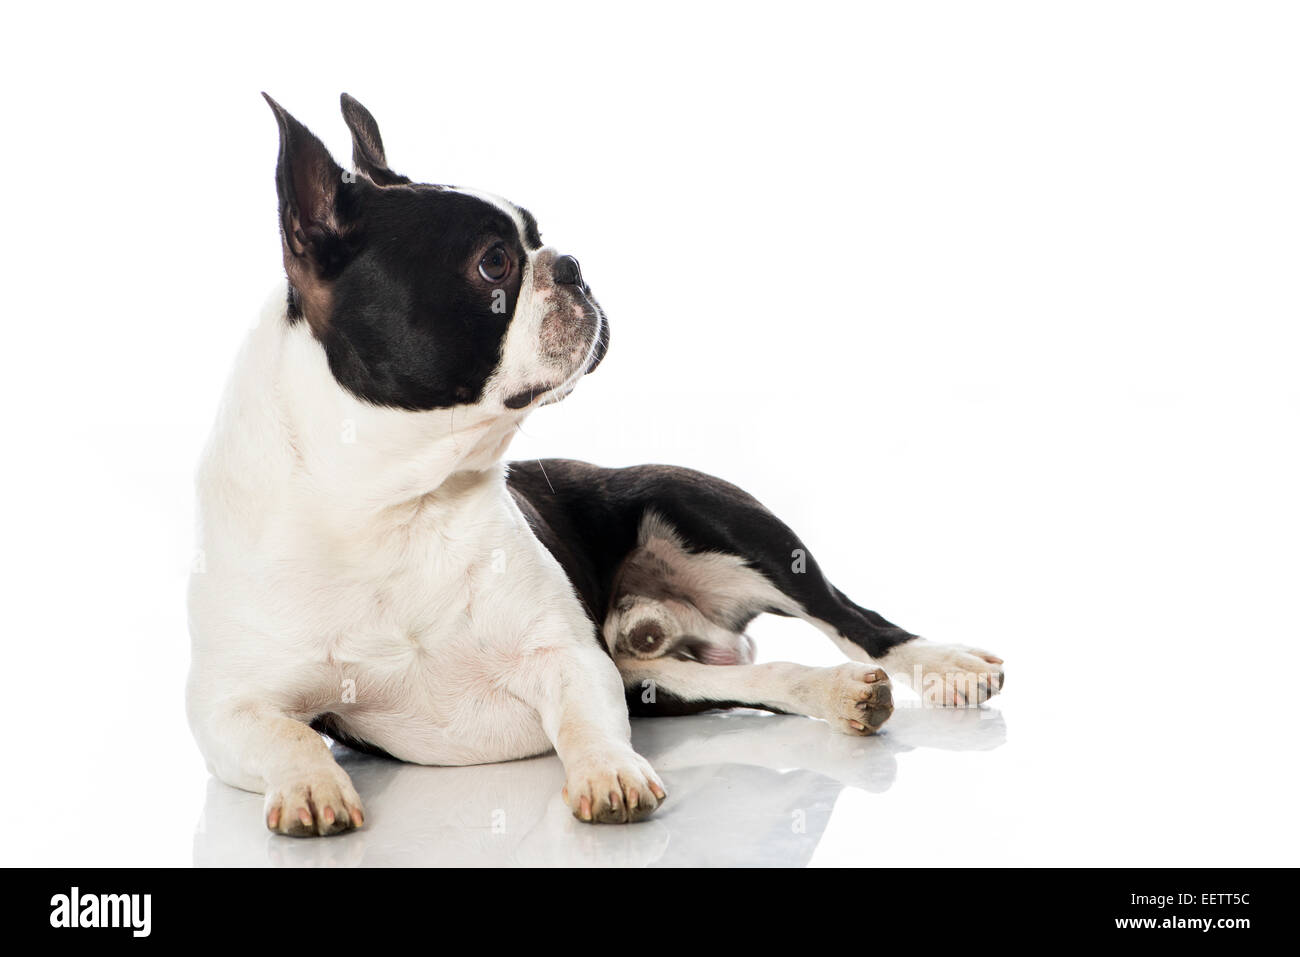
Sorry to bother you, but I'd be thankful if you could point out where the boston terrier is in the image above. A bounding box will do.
[187,94,1005,836]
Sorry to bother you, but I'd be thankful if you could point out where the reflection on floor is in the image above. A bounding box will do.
[194,706,1006,867]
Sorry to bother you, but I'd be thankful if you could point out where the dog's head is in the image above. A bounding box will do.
[264,93,607,414]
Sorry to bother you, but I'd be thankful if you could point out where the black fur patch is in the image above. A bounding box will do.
[506,459,918,662]
[625,687,791,718]
[318,185,527,410]
[310,713,395,759]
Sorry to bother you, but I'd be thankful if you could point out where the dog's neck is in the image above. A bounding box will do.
[271,301,525,521]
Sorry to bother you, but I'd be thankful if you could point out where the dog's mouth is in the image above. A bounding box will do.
[502,307,607,411]
[503,383,566,410]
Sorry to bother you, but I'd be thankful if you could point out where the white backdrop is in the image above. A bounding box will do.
[2,1,1297,865]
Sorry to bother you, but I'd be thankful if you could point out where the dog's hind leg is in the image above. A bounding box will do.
[605,517,894,731]
[606,465,1004,708]
[600,469,917,659]
[621,655,895,734]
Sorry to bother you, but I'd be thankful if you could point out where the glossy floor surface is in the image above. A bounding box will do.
[194,706,1007,868]
[185,634,1297,869]
[12,598,1299,868]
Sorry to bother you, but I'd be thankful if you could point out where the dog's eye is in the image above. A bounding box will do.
[478,245,511,283]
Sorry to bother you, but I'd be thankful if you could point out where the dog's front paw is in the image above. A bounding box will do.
[264,764,365,837]
[820,663,894,734]
[891,640,1005,707]
[561,749,666,824]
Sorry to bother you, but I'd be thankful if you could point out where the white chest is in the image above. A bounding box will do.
[226,490,579,764]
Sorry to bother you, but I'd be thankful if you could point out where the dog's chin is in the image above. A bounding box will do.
[503,312,607,411]
[502,366,586,410]
[503,383,566,410]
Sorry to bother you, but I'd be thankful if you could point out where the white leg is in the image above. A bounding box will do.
[187,693,364,837]
[506,643,667,823]
[617,657,895,735]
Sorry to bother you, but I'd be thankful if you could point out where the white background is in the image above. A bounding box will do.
[1,1,1297,865]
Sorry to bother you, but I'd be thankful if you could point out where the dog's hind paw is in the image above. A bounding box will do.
[821,663,894,735]
[888,640,1005,707]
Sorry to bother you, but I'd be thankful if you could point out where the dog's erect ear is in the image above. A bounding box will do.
[263,93,347,261]
[340,93,410,186]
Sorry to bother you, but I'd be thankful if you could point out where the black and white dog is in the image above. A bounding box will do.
[187,94,1005,836]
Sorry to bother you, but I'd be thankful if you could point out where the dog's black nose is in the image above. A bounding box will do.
[553,254,583,286]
